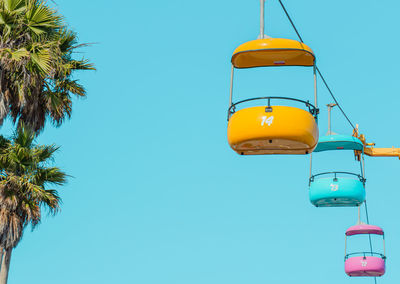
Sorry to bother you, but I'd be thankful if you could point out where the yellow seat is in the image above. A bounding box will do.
[232,38,315,68]
[227,106,319,155]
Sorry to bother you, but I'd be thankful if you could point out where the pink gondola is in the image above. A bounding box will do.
[344,224,386,277]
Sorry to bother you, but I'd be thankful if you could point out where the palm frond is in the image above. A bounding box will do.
[33,144,59,162]
[56,79,85,97]
[11,48,29,60]
[3,0,25,13]
[25,0,61,35]
[29,47,52,75]
[69,59,95,71]
[0,0,94,132]
[13,123,35,148]
[0,126,66,248]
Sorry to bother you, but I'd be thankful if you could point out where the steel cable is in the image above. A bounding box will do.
[277,0,357,131]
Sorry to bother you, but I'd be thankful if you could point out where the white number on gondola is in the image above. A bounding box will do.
[330,184,339,191]
[261,116,274,126]
[361,260,368,267]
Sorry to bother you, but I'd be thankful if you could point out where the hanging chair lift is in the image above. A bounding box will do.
[227,0,319,155]
[309,104,366,207]
[345,224,386,277]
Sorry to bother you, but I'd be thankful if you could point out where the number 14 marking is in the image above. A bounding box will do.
[261,116,274,126]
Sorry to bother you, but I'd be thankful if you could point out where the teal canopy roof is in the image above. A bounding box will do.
[314,135,364,152]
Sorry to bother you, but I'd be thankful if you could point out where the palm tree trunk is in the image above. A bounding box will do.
[0,248,12,284]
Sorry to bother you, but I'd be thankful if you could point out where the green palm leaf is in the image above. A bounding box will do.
[0,0,94,132]
[3,0,25,13]
[0,125,66,249]
[30,47,51,74]
[10,48,29,61]
[25,0,61,35]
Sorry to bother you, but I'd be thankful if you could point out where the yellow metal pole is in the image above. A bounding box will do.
[364,147,400,159]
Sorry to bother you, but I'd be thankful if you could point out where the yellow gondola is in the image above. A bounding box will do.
[228,101,318,155]
[227,1,319,155]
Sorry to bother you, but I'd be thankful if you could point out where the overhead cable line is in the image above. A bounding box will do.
[277,0,357,131]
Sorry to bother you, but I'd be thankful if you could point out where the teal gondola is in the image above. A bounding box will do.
[309,172,366,207]
[309,104,366,207]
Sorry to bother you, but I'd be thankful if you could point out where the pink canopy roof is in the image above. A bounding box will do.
[346,224,384,236]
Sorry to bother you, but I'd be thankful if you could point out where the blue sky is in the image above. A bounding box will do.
[5,0,400,283]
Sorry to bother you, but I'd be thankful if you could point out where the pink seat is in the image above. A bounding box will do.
[345,256,385,277]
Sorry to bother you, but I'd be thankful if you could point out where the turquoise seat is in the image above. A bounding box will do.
[309,172,366,207]
[314,135,363,152]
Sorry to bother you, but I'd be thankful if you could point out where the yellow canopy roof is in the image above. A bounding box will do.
[231,38,315,68]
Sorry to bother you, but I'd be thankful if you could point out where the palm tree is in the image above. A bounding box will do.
[0,125,67,284]
[0,0,94,132]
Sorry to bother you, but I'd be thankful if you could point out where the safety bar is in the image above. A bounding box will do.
[227,96,319,121]
[345,252,386,261]
[309,171,366,186]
